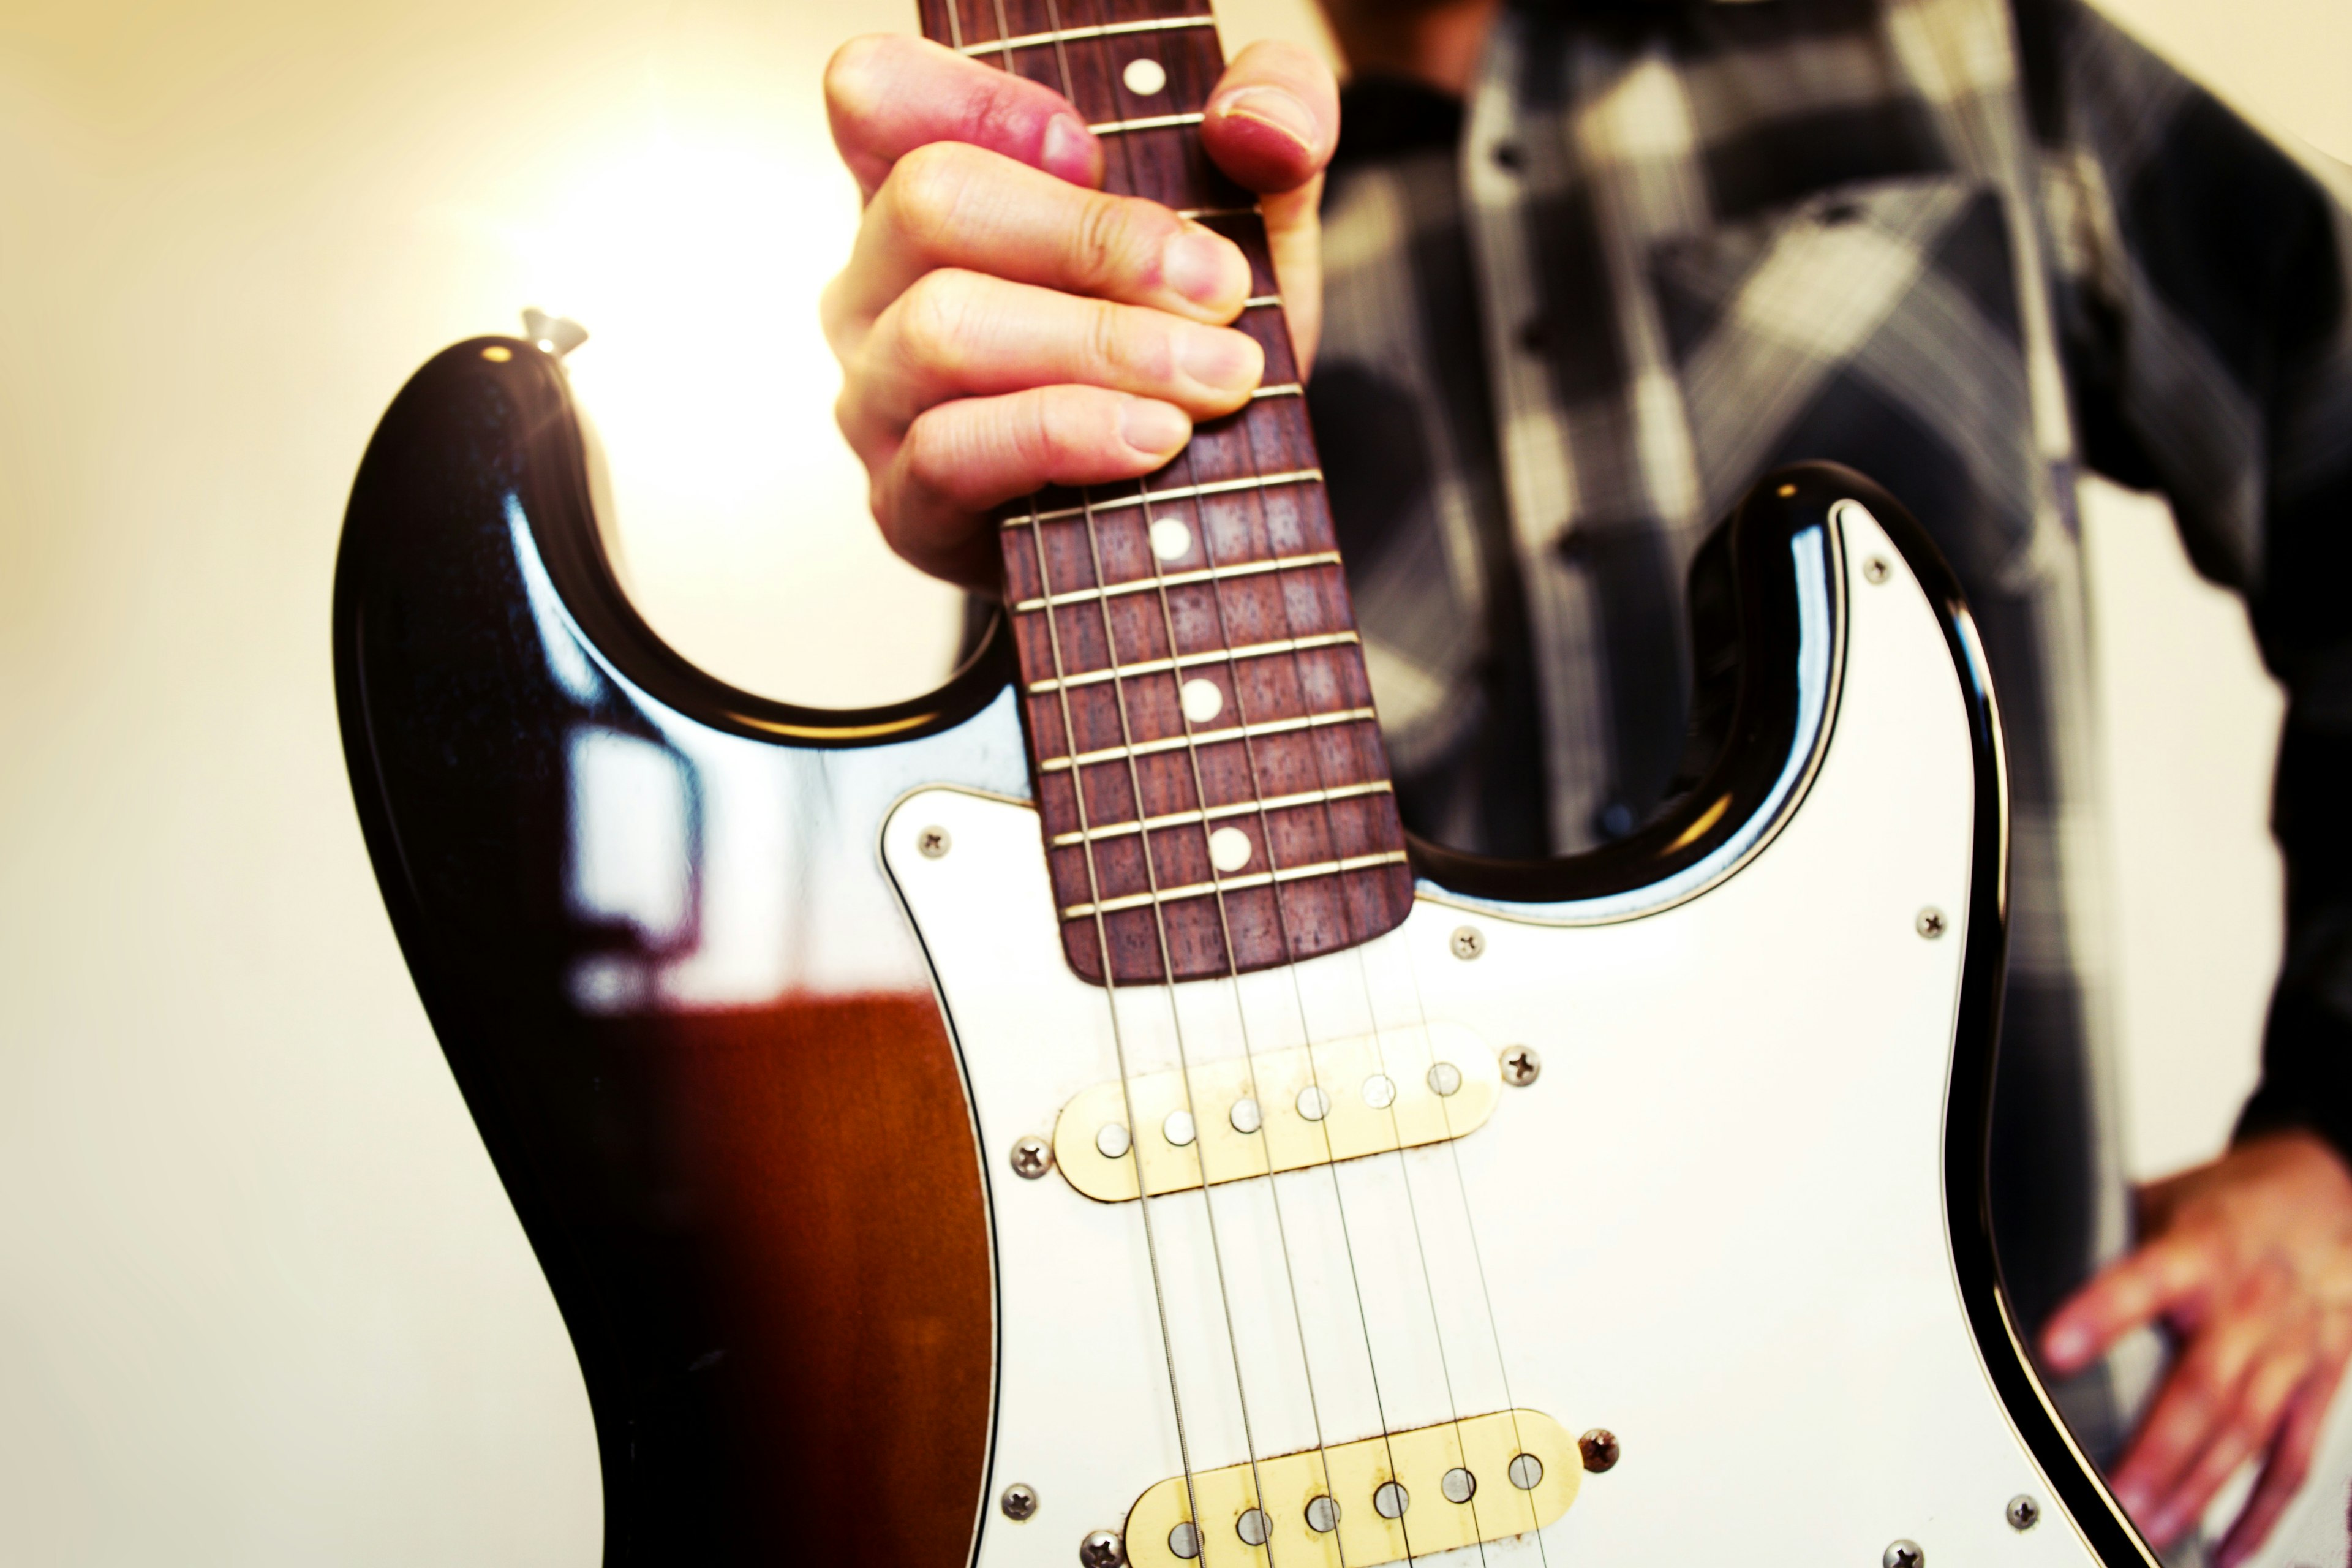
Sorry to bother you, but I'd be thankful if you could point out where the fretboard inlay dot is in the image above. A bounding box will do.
[1149,516,1193,561]
[1208,826,1254,873]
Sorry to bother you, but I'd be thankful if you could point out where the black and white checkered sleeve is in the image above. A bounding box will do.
[2018,0,2352,1158]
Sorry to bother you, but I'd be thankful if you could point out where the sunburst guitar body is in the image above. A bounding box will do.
[332,2,2159,1566]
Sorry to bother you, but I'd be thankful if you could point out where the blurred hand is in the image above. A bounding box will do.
[2041,1130,2352,1564]
[820,32,1339,589]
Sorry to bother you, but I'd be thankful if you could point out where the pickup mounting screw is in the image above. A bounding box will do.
[1579,1429,1619,1471]
[1001,1483,1039,1521]
[1450,925,1486,960]
[2007,1496,2039,1531]
[1081,1528,1127,1568]
[1864,556,1891,584]
[1916,907,1947,939]
[1009,1136,1053,1180]
[917,826,952,859]
[1501,1046,1542,1087]
[1883,1542,1924,1568]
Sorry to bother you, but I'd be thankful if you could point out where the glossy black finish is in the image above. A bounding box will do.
[1407,466,1841,905]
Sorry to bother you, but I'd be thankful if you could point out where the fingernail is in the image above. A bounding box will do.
[1162,226,1243,307]
[1213,85,1320,155]
[1177,328,1263,396]
[1121,398,1189,455]
[2045,1325,2089,1367]
[1040,114,1099,184]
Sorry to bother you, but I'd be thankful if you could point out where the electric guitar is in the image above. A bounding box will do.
[332,2,2160,1564]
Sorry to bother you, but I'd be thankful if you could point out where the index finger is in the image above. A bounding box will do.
[826,33,1103,199]
[2041,1229,2216,1375]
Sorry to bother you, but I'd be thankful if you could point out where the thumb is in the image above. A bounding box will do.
[1202,40,1337,375]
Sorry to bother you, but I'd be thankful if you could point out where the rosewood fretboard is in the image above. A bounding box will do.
[917,0,1414,986]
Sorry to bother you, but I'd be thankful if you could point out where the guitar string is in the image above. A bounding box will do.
[979,7,1532,1561]
[1076,21,1463,1548]
[1101,163,1429,1568]
[979,0,1215,1550]
[1385,921,1555,1568]
[1074,14,1490,1562]
[1032,10,1314,1564]
[1211,312,1496,1568]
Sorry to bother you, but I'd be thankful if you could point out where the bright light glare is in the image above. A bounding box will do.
[496,113,963,708]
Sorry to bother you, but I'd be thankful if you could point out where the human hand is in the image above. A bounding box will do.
[820,32,1339,588]
[2040,1130,2352,1564]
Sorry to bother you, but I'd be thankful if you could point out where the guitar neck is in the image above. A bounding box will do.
[919,0,1413,987]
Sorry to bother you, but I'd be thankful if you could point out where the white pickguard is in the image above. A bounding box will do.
[884,507,2102,1567]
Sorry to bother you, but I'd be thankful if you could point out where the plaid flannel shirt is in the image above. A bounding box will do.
[1308,0,2352,1457]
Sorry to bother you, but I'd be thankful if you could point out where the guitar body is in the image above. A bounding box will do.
[336,344,2146,1568]
[334,6,2154,1564]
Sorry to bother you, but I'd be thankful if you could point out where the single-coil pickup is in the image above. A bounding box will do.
[1052,1023,1499,1202]
[1125,1408,1581,1568]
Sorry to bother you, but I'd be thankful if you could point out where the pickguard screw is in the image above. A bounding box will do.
[1916,907,1947,939]
[1450,925,1486,960]
[1001,1483,1039,1521]
[1883,1541,1924,1568]
[918,826,952,859]
[1010,1136,1054,1179]
[1578,1428,1619,1472]
[1501,1046,1542,1087]
[1080,1528,1126,1568]
[2007,1496,2040,1531]
[1864,556,1891,584]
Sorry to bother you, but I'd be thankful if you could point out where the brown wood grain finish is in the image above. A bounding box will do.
[921,0,1413,984]
[625,993,992,1565]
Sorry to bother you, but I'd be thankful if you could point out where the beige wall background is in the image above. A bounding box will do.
[0,0,2341,1561]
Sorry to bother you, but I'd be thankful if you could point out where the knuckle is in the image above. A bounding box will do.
[894,270,971,360]
[1088,300,1153,381]
[1071,193,1153,292]
[885,142,979,251]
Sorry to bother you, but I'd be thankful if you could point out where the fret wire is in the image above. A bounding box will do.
[1049,781,1395,846]
[1178,206,1257,219]
[955,13,1216,55]
[1011,548,1340,612]
[1244,294,1281,309]
[1025,630,1359,693]
[1000,467,1322,527]
[1251,383,1303,399]
[1060,850,1414,919]
[1087,111,1205,135]
[1035,706,1378,772]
